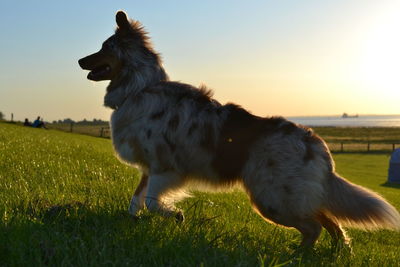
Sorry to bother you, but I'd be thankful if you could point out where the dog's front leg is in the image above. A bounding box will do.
[145,172,184,221]
[128,173,149,216]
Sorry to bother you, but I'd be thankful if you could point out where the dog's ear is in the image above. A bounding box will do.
[115,10,147,42]
[116,11,130,30]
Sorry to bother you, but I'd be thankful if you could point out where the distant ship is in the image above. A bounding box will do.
[342,113,359,118]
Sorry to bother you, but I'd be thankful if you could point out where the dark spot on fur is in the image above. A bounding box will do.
[302,128,320,162]
[267,179,274,185]
[279,121,298,135]
[212,104,292,182]
[267,159,275,167]
[301,128,333,171]
[150,110,165,120]
[146,129,152,139]
[305,132,334,172]
[287,176,295,179]
[304,128,328,163]
[265,116,288,132]
[282,185,292,194]
[143,87,161,95]
[163,133,176,152]
[200,123,215,151]
[168,114,180,131]
[128,137,146,165]
[303,142,315,162]
[155,144,173,172]
[188,123,198,136]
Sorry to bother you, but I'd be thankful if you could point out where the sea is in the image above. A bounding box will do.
[286,115,400,127]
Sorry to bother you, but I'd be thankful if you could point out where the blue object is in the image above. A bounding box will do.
[32,119,41,127]
[388,148,400,183]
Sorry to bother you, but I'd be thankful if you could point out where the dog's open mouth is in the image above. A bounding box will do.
[79,50,120,81]
[88,64,112,81]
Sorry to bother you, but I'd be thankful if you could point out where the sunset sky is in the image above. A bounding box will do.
[0,0,399,122]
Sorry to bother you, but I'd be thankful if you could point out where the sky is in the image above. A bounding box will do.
[0,0,399,122]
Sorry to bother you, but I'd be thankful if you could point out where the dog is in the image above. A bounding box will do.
[79,11,400,247]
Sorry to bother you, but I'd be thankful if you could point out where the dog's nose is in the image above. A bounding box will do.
[78,58,85,69]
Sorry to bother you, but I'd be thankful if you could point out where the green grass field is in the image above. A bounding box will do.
[1,122,400,266]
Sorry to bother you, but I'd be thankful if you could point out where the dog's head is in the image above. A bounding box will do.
[78,11,156,82]
[78,11,167,109]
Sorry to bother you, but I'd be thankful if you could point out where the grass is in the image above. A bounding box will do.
[313,127,400,152]
[313,127,400,143]
[1,122,400,266]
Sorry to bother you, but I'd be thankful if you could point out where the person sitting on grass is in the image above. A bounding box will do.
[23,118,32,126]
[32,116,47,129]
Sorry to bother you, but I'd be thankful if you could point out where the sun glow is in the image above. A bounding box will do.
[357,4,400,97]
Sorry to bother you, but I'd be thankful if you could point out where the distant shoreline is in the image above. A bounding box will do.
[286,114,400,118]
[287,115,400,127]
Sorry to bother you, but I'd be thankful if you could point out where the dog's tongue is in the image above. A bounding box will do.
[88,65,111,80]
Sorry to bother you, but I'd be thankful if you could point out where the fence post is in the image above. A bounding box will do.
[341,142,343,152]
[367,142,370,152]
[100,127,104,137]
[70,122,73,132]
[393,144,396,151]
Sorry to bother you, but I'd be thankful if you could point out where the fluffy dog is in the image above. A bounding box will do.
[79,11,400,247]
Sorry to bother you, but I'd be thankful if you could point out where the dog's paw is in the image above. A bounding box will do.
[128,196,144,216]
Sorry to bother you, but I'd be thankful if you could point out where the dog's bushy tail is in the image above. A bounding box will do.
[324,173,400,230]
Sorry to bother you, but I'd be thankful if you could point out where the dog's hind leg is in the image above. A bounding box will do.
[244,174,324,247]
[129,173,149,216]
[316,212,350,245]
[145,172,185,221]
[249,193,322,247]
[292,218,322,247]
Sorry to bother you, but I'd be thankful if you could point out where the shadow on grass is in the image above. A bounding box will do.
[380,182,400,189]
[0,200,349,266]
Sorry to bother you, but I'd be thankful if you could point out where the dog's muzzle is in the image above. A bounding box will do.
[78,52,113,81]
